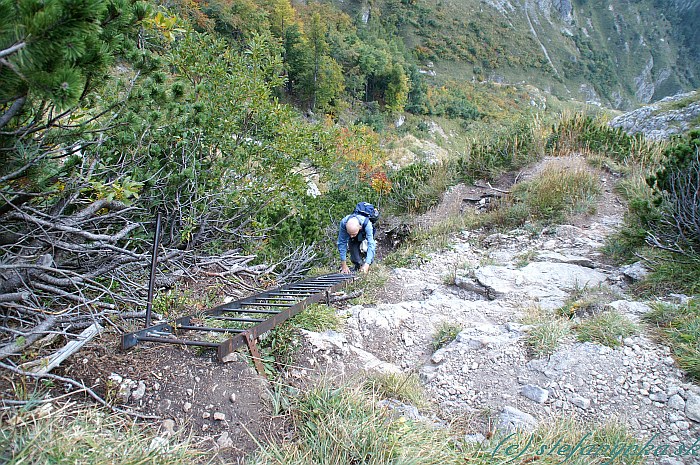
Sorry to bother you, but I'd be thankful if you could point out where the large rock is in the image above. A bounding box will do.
[620,261,650,282]
[455,323,521,349]
[473,263,607,307]
[301,330,348,354]
[354,305,412,334]
[520,262,608,290]
[349,346,402,374]
[606,300,652,317]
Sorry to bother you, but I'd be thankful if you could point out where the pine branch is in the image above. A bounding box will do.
[0,97,26,129]
[0,42,27,59]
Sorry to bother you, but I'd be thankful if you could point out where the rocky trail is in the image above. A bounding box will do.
[292,159,700,465]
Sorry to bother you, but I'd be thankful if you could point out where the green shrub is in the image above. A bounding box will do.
[547,113,660,164]
[387,161,456,214]
[456,117,541,180]
[644,130,700,257]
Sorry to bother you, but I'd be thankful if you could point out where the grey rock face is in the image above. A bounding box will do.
[620,261,650,282]
[610,91,700,140]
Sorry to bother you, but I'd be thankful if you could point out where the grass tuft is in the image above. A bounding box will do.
[512,160,601,223]
[558,284,619,319]
[0,406,195,464]
[432,321,462,350]
[526,317,572,357]
[645,298,700,381]
[363,372,427,408]
[575,310,639,347]
[291,303,343,332]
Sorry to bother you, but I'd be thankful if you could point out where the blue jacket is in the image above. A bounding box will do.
[337,214,376,264]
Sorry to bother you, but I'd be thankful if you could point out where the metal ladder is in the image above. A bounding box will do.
[121,273,355,373]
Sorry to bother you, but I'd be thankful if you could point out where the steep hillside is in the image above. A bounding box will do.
[335,0,699,109]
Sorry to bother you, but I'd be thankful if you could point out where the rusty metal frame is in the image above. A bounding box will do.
[121,273,354,371]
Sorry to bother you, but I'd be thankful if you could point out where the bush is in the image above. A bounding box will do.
[387,161,455,214]
[644,130,700,258]
[456,117,542,181]
[547,113,659,164]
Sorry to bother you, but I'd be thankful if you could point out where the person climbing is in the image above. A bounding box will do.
[337,202,379,274]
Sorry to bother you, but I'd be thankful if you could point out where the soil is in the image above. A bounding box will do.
[62,331,278,464]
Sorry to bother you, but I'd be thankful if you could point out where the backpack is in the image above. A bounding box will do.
[353,202,380,229]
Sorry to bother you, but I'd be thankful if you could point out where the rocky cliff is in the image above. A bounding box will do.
[610,91,700,140]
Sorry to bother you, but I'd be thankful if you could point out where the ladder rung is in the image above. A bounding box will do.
[177,325,246,333]
[241,302,293,307]
[210,316,265,323]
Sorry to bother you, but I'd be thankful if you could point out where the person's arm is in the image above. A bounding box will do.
[337,217,351,273]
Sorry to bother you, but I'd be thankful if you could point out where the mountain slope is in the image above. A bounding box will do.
[340,0,699,109]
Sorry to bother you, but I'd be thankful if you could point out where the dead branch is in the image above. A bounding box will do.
[0,317,57,361]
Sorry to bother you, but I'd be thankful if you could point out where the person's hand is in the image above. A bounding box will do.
[341,263,351,274]
[360,263,370,274]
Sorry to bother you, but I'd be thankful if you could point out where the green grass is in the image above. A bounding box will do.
[348,264,391,305]
[432,321,462,350]
[250,382,461,465]
[512,160,601,223]
[291,303,343,332]
[558,284,620,319]
[575,310,639,347]
[526,315,572,357]
[645,298,700,381]
[632,253,700,296]
[363,372,427,408]
[0,406,195,464]
[250,380,645,465]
